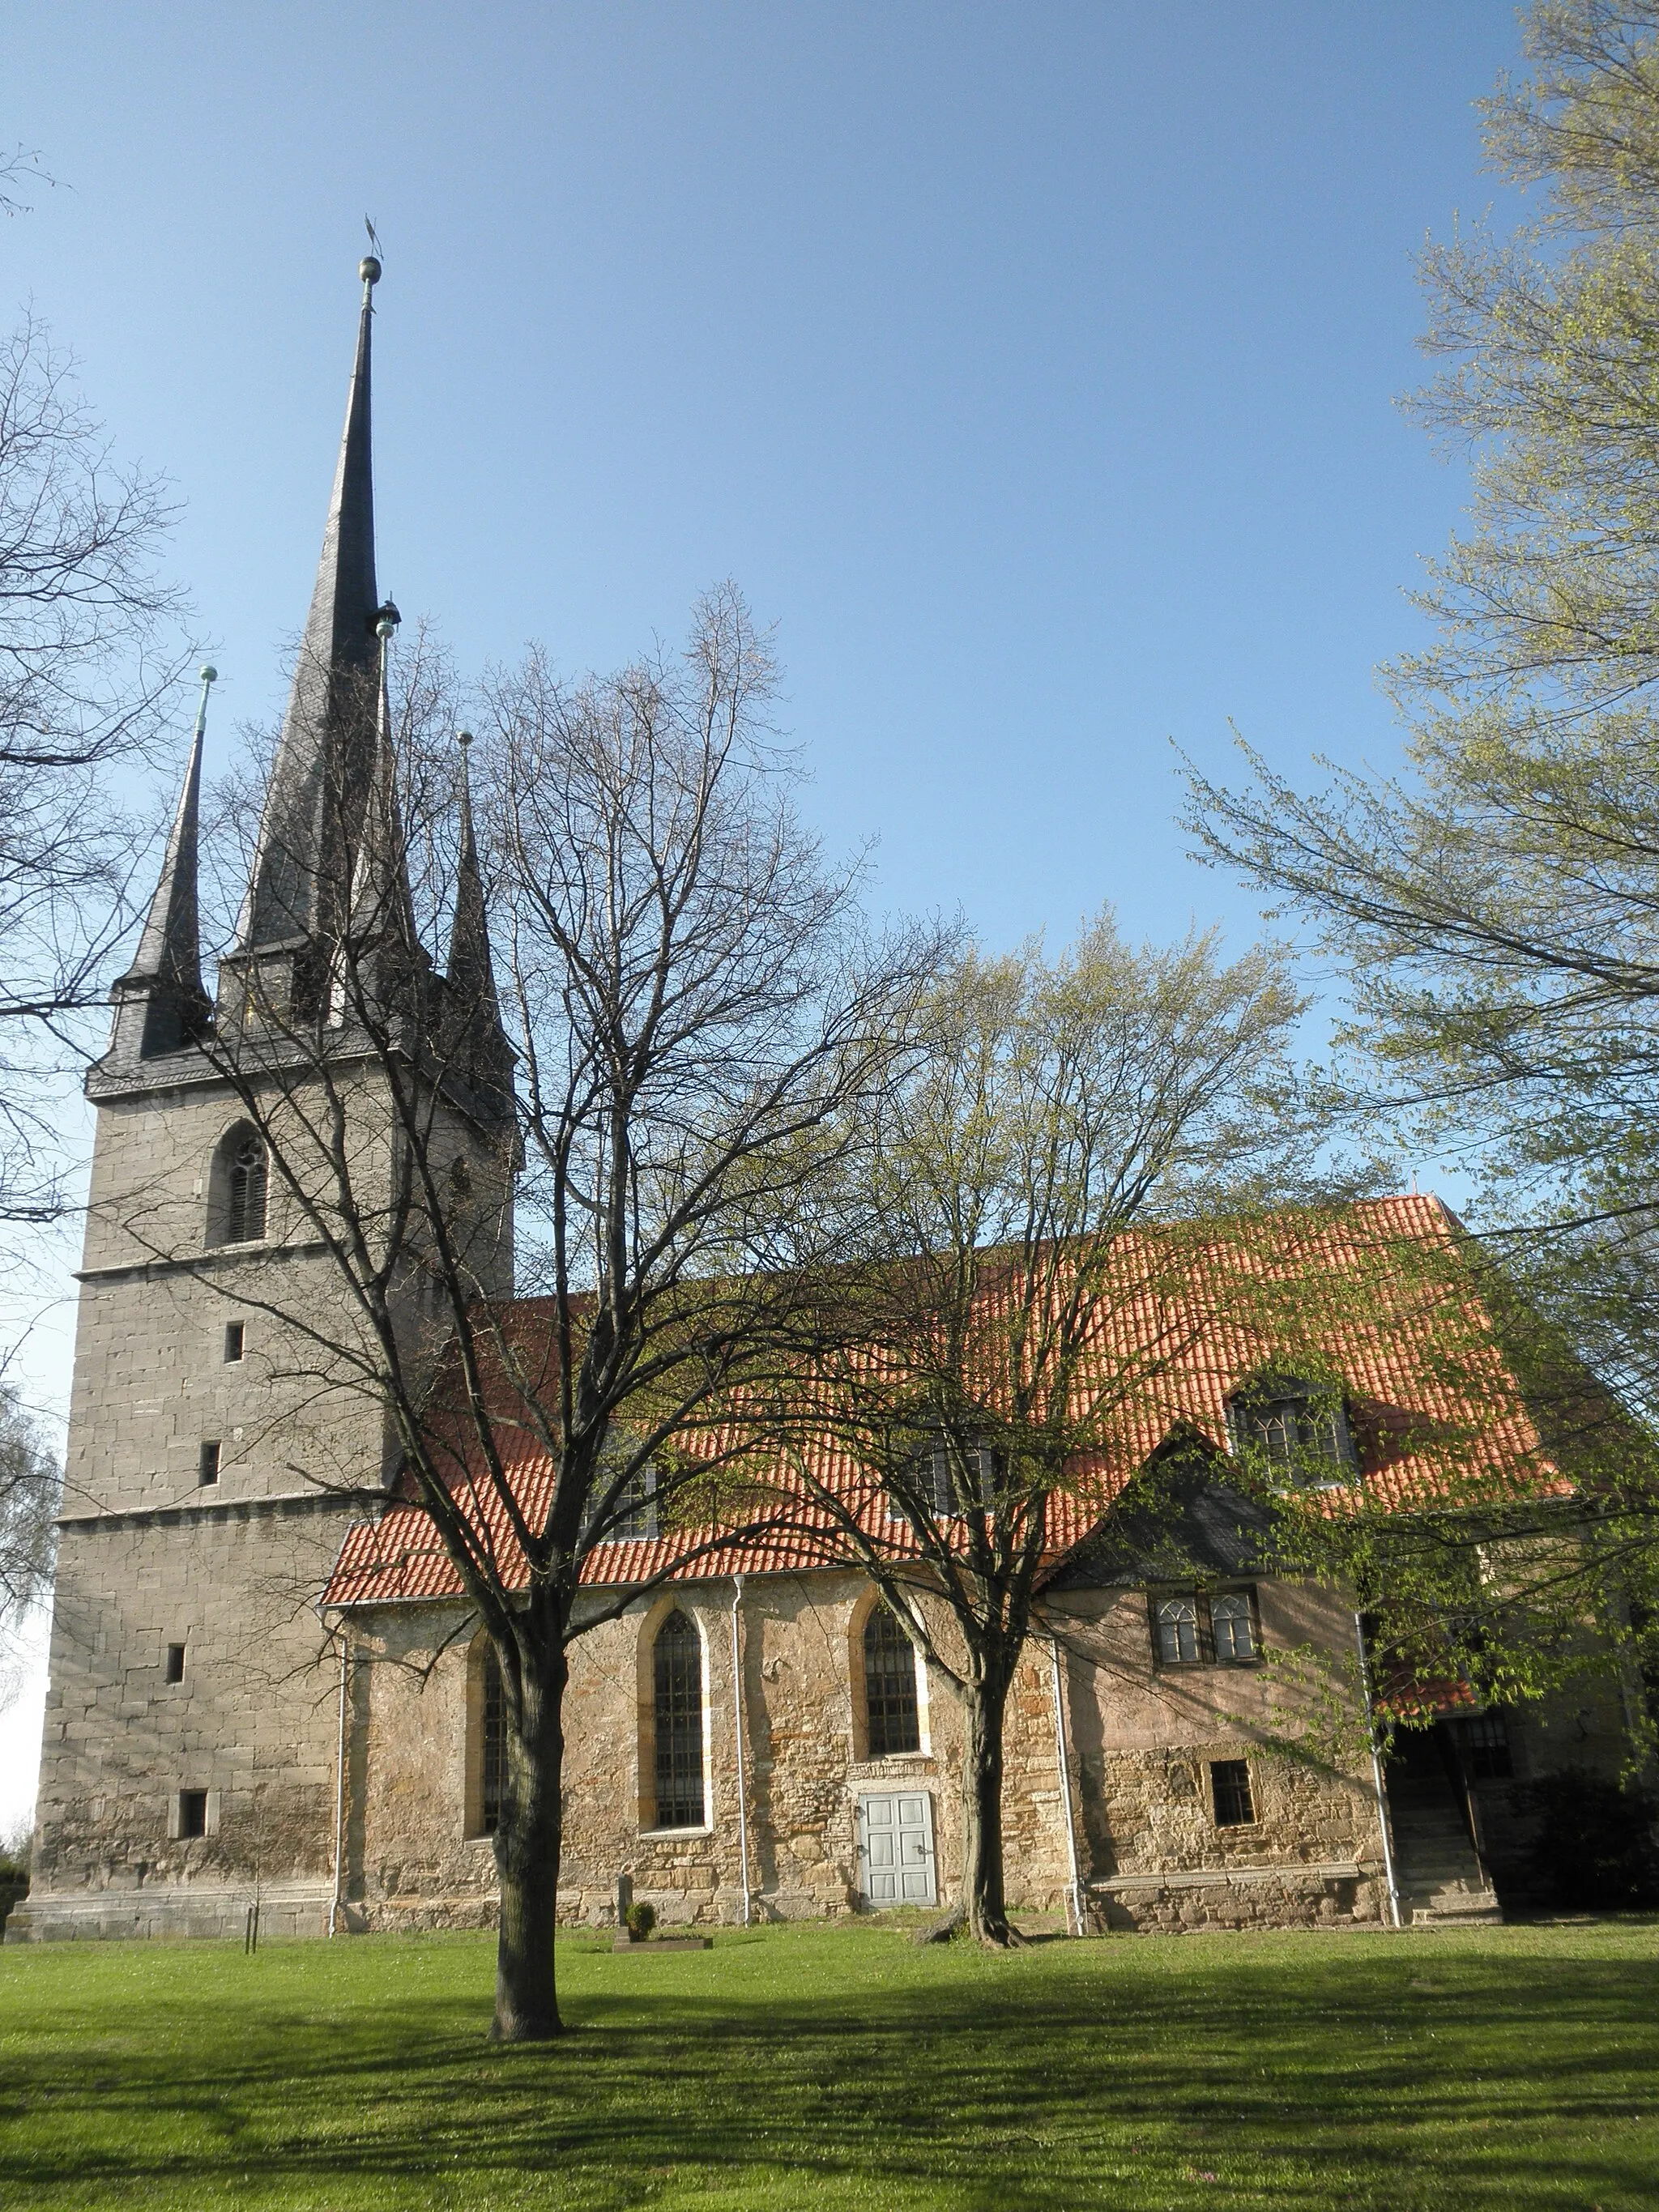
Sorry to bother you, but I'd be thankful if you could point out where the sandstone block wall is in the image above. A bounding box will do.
[12,1497,355,1941]
[335,1567,1391,1937]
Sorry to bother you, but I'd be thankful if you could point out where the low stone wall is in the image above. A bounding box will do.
[1088,1860,1387,1933]
[6,1877,335,1943]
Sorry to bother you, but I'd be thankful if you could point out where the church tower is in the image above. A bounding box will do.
[12,259,514,1941]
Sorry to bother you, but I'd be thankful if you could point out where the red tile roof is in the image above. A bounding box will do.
[322,1196,1557,1610]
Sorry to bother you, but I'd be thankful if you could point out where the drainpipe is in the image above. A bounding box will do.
[329,1628,350,1937]
[731,1576,752,1927]
[1353,1612,1402,1930]
[1048,1634,1084,1937]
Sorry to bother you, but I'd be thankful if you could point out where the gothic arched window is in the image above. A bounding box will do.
[652,1609,705,1829]
[207,1124,268,1247]
[862,1603,921,1757]
[480,1647,505,1836]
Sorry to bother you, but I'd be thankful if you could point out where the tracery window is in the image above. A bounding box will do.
[1151,1588,1260,1667]
[652,1609,705,1828]
[863,1603,921,1757]
[208,1125,269,1247]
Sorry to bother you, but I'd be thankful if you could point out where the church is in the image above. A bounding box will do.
[9,262,1629,1946]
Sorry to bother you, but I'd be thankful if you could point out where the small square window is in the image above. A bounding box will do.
[164,1643,186,1685]
[1210,1759,1255,1827]
[1462,1715,1513,1781]
[224,1321,245,1362]
[177,1789,209,1839]
[198,1441,220,1487]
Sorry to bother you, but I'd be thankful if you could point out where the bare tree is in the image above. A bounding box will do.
[0,312,187,1222]
[763,917,1348,1944]
[197,589,944,2039]
[0,1378,59,1692]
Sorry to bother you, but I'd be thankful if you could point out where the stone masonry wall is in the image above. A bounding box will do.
[339,1567,1389,1936]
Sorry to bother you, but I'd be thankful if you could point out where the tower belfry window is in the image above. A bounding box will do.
[227,1136,267,1243]
[208,1126,269,1248]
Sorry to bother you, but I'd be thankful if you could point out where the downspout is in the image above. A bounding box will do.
[1353,1612,1402,1930]
[329,1626,350,1937]
[731,1575,752,1927]
[1048,1634,1084,1937]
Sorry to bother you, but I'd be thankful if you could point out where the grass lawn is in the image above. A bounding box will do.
[0,1919,1655,2211]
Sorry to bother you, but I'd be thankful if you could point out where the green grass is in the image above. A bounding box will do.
[0,1920,1655,2211]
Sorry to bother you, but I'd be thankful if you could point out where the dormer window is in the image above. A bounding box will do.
[923,1442,998,1518]
[586,1460,657,1544]
[1226,1375,1355,1487]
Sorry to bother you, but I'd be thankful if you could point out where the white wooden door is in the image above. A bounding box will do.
[857,1791,936,1907]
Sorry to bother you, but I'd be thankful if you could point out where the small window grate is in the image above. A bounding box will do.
[198,1441,220,1488]
[177,1789,209,1839]
[1462,1714,1513,1781]
[164,1643,186,1685]
[863,1604,921,1757]
[1210,1759,1255,1827]
[224,1321,245,1363]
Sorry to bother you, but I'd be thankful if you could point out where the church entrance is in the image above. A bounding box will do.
[856,1791,937,1907]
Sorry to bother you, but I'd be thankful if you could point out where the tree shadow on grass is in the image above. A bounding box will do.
[2,1937,1657,2210]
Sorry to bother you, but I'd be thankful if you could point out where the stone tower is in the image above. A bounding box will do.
[11,259,515,1941]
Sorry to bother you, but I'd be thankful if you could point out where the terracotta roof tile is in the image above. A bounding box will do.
[322,1196,1557,1609]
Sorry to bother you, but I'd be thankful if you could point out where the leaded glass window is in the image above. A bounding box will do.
[481,1647,505,1835]
[653,1609,705,1828]
[863,1604,921,1757]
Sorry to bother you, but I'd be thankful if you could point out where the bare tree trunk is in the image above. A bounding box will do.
[492,1643,568,2042]
[959,1661,1013,1946]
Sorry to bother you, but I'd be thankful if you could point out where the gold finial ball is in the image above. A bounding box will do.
[199,663,218,684]
[360,255,382,287]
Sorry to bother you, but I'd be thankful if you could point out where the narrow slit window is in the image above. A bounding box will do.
[177,1789,208,1839]
[164,1643,186,1685]
[198,1441,220,1488]
[1210,1759,1255,1827]
[653,1610,705,1828]
[863,1604,921,1757]
[224,1321,245,1363]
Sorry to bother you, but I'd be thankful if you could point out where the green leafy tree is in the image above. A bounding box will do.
[771,915,1347,1945]
[1186,0,1659,1743]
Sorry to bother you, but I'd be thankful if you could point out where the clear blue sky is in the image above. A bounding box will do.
[0,2,1527,1815]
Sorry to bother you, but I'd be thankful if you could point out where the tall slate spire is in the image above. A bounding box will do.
[105,666,215,1064]
[445,731,514,1121]
[235,256,383,954]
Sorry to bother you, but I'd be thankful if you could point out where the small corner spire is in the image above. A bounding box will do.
[106,663,216,1063]
[445,727,514,1121]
